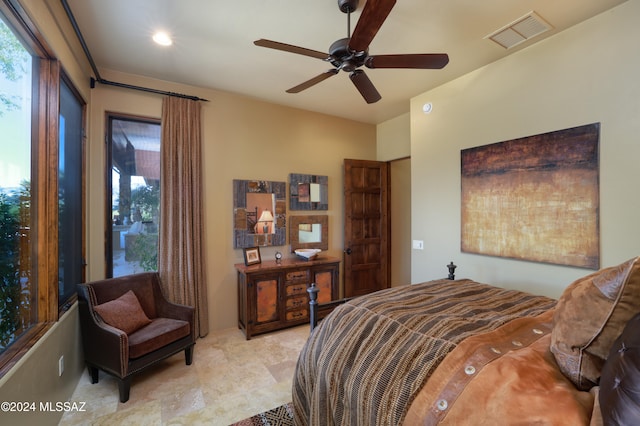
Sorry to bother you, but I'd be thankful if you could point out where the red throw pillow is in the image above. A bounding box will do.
[94,290,152,334]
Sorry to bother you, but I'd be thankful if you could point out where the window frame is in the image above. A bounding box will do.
[58,72,86,313]
[0,0,86,377]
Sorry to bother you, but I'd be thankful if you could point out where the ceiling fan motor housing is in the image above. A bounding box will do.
[338,0,359,13]
[329,38,367,72]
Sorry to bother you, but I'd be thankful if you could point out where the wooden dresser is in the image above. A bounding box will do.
[235,256,339,339]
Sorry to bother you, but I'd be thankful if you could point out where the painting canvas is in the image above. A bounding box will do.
[461,123,600,269]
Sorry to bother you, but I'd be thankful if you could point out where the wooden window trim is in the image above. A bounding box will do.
[36,57,61,323]
[0,0,84,378]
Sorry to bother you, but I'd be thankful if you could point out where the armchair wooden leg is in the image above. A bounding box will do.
[118,378,131,403]
[88,365,99,384]
[185,345,194,365]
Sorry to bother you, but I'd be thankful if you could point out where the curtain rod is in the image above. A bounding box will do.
[89,78,208,102]
[60,0,209,102]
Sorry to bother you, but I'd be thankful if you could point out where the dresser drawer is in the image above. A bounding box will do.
[286,295,307,311]
[285,270,309,284]
[286,309,308,322]
[286,282,307,296]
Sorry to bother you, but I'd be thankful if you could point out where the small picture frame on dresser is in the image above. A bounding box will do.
[243,247,261,266]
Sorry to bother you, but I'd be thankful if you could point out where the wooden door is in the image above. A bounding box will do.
[343,159,390,298]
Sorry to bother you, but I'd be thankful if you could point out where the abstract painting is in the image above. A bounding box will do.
[461,123,600,269]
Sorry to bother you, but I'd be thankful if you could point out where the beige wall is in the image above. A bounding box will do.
[377,112,410,161]
[390,158,411,287]
[410,0,640,297]
[87,69,377,331]
[0,306,83,426]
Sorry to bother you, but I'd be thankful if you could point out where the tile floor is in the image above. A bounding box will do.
[59,324,309,425]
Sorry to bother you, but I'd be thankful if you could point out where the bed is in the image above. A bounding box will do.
[293,256,640,425]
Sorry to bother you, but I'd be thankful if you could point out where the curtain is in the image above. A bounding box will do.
[159,96,209,337]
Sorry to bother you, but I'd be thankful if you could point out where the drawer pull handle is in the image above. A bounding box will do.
[288,272,307,280]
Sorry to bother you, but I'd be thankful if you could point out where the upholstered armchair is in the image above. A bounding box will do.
[77,272,195,402]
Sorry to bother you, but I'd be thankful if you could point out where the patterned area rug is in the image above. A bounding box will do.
[230,402,294,426]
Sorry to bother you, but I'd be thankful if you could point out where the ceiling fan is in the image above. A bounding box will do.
[254,0,449,104]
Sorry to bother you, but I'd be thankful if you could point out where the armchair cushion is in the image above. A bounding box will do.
[94,290,152,334]
[129,318,190,359]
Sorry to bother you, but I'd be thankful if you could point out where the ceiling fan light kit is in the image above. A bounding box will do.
[254,0,449,104]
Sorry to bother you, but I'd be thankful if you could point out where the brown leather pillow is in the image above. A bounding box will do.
[599,312,640,425]
[550,256,640,390]
[94,290,152,335]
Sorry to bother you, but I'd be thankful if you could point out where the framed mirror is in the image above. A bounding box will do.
[289,173,328,210]
[233,179,286,248]
[290,215,328,252]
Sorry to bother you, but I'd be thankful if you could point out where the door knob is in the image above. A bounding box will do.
[344,248,352,255]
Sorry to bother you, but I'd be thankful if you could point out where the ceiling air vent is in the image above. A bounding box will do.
[485,11,552,49]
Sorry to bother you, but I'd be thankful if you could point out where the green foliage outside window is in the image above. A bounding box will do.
[0,183,31,351]
[131,185,159,223]
[127,233,158,272]
[128,184,159,271]
[0,19,32,351]
[0,20,29,116]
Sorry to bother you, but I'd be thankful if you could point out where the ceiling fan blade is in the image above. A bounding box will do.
[348,0,396,53]
[254,39,329,60]
[366,53,449,69]
[349,70,381,104]
[286,69,339,93]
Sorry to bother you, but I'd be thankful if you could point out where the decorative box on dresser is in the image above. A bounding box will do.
[235,256,340,339]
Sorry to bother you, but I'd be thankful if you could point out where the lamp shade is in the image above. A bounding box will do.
[255,210,274,234]
[257,210,274,222]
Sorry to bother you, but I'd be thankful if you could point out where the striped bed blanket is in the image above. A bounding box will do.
[292,279,557,425]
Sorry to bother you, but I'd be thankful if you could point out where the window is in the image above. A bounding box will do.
[107,115,161,277]
[0,16,34,353]
[58,76,85,311]
[0,4,85,374]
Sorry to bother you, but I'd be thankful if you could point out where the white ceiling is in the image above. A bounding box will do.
[64,0,627,124]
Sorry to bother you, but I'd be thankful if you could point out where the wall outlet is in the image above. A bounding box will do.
[58,355,64,377]
[412,240,424,250]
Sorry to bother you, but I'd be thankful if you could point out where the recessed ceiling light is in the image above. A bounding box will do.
[152,31,172,46]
